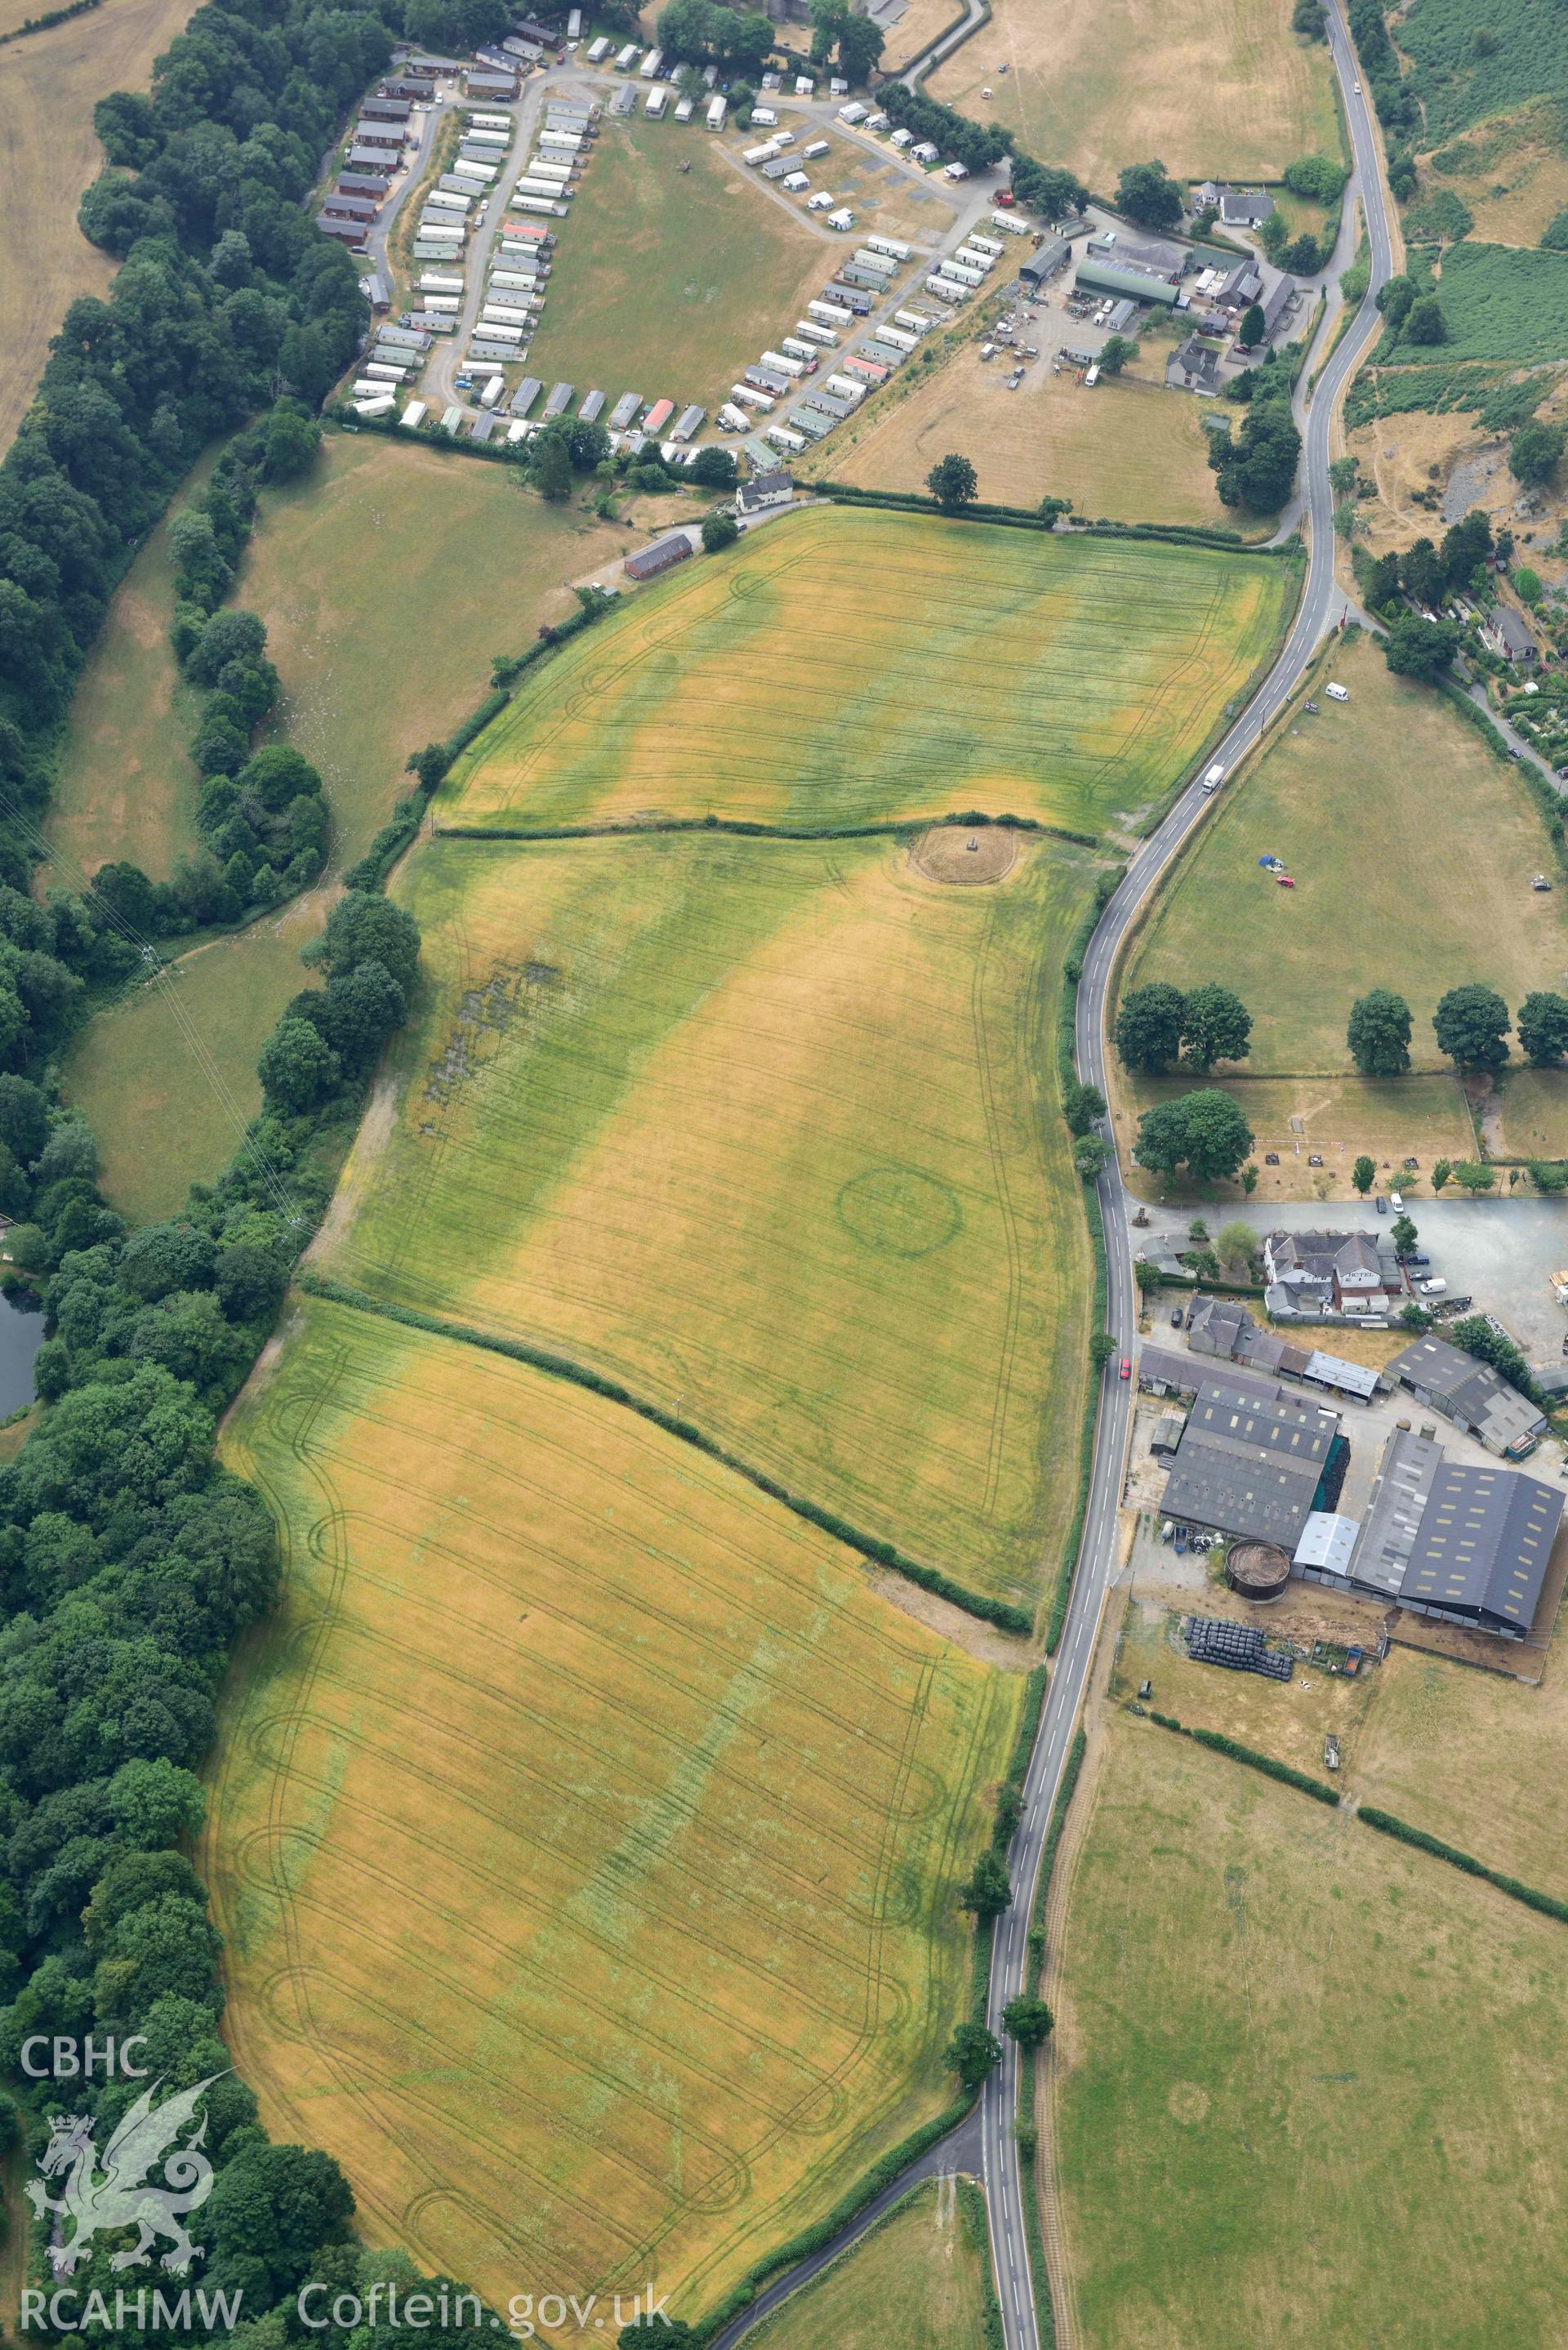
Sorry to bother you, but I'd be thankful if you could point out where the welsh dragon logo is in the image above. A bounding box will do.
[25,2076,222,2275]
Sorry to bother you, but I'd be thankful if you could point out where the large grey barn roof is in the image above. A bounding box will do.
[1349,1426,1561,1630]
[1160,1377,1338,1547]
[1388,1336,1546,1453]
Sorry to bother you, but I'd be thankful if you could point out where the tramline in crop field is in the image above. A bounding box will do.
[317,829,1096,1611]
[439,509,1294,840]
[210,1295,1018,2316]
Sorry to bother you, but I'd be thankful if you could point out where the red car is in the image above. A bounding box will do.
[1119,1357,1131,1380]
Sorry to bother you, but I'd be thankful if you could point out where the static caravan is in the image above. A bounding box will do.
[363,362,407,381]
[426,190,471,212]
[674,95,696,120]
[728,383,774,412]
[875,323,917,352]
[440,404,464,432]
[644,87,668,116]
[837,100,867,123]
[792,319,837,346]
[510,194,568,214]
[807,299,855,326]
[706,94,727,129]
[468,109,513,128]
[644,396,675,433]
[544,381,575,416]
[609,82,637,115]
[420,270,465,292]
[584,34,611,60]
[989,209,1030,235]
[399,399,428,429]
[639,46,662,76]
[567,6,582,33]
[968,232,1005,257]
[893,308,933,331]
[608,392,643,428]
[490,268,538,289]
[767,423,807,453]
[671,404,704,440]
[479,376,505,408]
[579,388,606,421]
[421,295,461,312]
[353,395,396,417]
[751,105,777,126]
[760,350,804,378]
[465,126,510,145]
[780,337,820,363]
[614,42,639,68]
[864,234,911,261]
[782,172,808,192]
[744,141,780,167]
[717,402,751,432]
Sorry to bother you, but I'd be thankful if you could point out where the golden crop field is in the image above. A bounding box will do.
[1124,634,1568,1072]
[818,351,1236,530]
[0,0,194,455]
[1055,1715,1568,2348]
[439,508,1294,839]
[317,829,1095,1611]
[929,0,1340,190]
[210,1294,1018,2316]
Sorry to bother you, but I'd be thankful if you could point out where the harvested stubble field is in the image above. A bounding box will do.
[749,2178,993,2349]
[1124,635,1568,1072]
[0,0,195,454]
[440,508,1294,837]
[517,115,828,411]
[210,1294,1018,2315]
[929,0,1339,191]
[1054,1713,1568,2348]
[317,829,1095,1610]
[817,352,1234,531]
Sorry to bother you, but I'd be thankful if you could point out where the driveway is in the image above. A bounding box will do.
[1134,1195,1568,1362]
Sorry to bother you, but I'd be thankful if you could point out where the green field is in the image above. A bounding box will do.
[212,1294,1018,2317]
[440,508,1294,838]
[1419,243,1568,366]
[1056,1715,1568,2348]
[1124,634,1568,1072]
[515,114,828,414]
[60,891,327,1226]
[59,439,639,1220]
[1494,1065,1568,1157]
[317,828,1094,1608]
[750,2179,995,2350]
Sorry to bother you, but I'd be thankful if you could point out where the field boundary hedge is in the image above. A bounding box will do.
[0,0,102,41]
[1144,1708,1342,1804]
[298,1273,1035,1633]
[1356,1805,1568,1922]
[814,479,1285,552]
[434,810,1102,849]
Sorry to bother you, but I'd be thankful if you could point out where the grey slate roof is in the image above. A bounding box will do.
[1160,1376,1339,1547]
[1388,1336,1547,1456]
[1348,1426,1561,1631]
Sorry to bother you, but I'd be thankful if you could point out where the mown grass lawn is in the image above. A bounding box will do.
[517,114,828,413]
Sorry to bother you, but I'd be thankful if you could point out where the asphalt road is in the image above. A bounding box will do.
[979,15,1397,2344]
[711,10,1397,2347]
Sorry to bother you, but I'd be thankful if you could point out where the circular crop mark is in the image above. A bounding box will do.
[1167,2082,1210,2126]
[836,1166,963,1259]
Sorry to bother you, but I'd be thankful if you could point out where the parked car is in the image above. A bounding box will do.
[1390,1190,1403,1210]
[1170,1308,1183,1327]
[1375,1194,1388,1214]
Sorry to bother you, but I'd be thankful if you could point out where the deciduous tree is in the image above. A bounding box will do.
[926,453,978,511]
[1433,983,1510,1069]
[1347,988,1412,1076]
[1115,982,1185,1073]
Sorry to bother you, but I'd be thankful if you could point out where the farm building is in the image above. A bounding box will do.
[1018,239,1070,289]
[625,531,694,582]
[737,470,793,515]
[1296,1426,1563,1639]
[1086,231,1185,280]
[1185,1296,1383,1405]
[1073,256,1178,306]
[1385,1336,1548,1460]
[1262,1230,1401,1318]
[1157,1375,1347,1551]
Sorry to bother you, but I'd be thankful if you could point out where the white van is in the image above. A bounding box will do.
[1419,1278,1447,1295]
[1326,681,1350,702]
[1202,764,1225,793]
